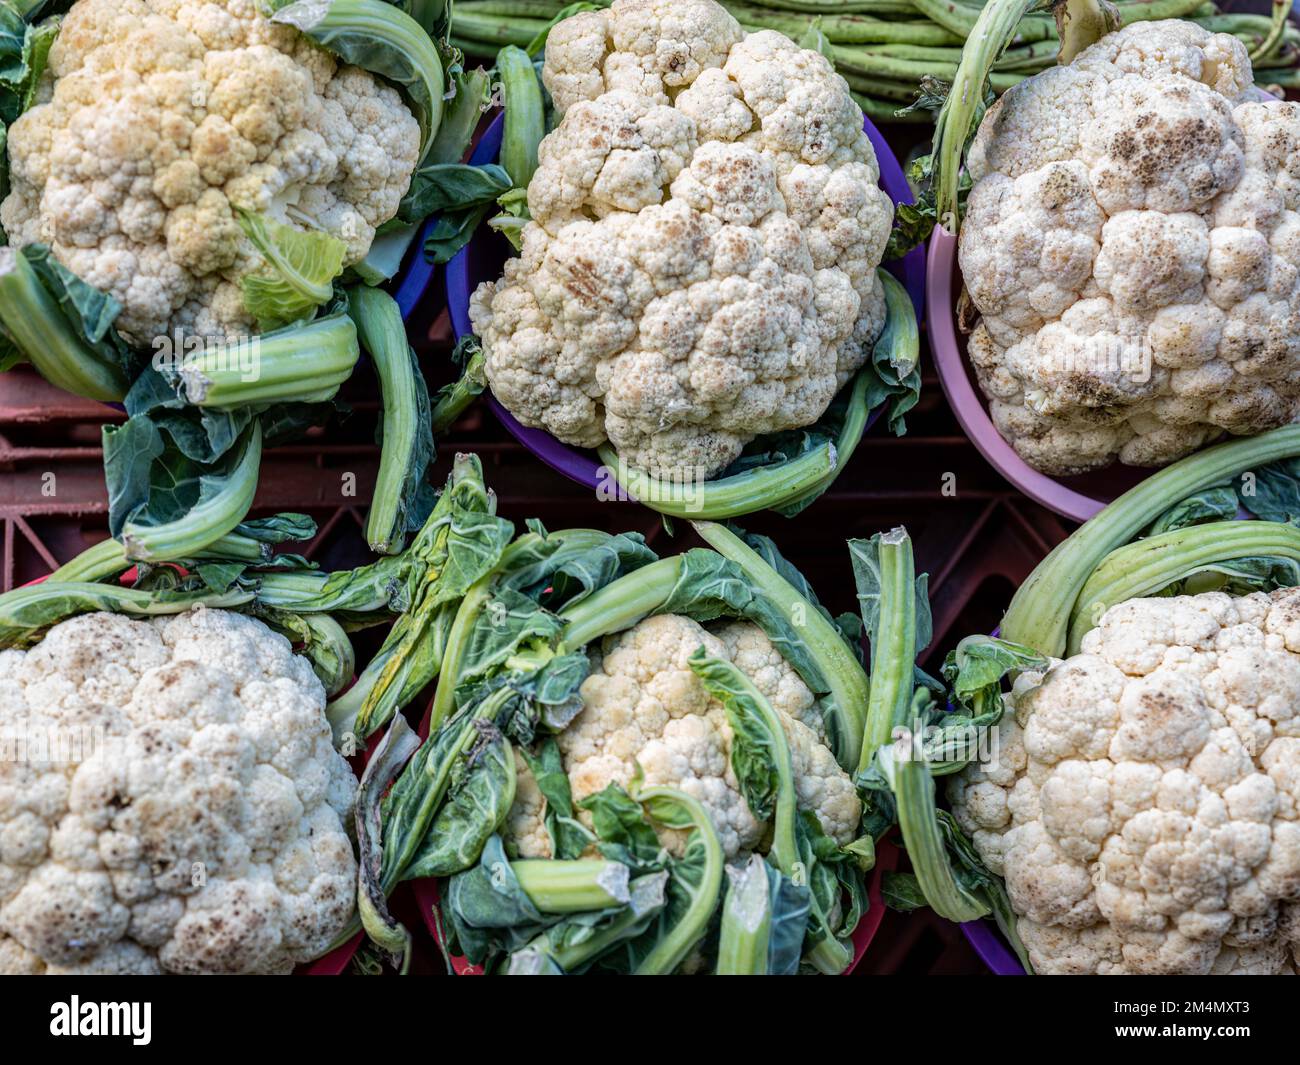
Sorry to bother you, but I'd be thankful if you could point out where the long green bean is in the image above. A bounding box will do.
[450,0,1299,115]
[1258,66,1300,88]
[728,3,964,44]
[834,45,959,80]
[906,0,1057,40]
[452,11,549,46]
[754,0,917,14]
[455,0,571,16]
[1115,0,1218,22]
[839,17,964,44]
[992,37,1059,69]
[858,42,963,60]
[1248,0,1290,63]
[989,70,1029,92]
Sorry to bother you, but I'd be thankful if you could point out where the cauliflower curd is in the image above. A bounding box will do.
[505,614,861,861]
[961,20,1300,476]
[470,0,894,479]
[950,588,1300,975]
[0,608,358,975]
[0,0,421,344]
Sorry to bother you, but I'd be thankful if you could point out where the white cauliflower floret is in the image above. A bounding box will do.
[0,0,420,344]
[503,614,860,861]
[959,19,1300,476]
[0,608,358,975]
[949,588,1300,974]
[476,0,893,479]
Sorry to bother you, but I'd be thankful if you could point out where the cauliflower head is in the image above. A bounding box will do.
[504,613,860,860]
[0,0,421,344]
[0,608,358,975]
[960,20,1300,476]
[949,588,1300,975]
[470,0,894,479]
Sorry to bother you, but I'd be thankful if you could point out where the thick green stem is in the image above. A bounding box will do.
[0,247,129,402]
[931,0,1045,234]
[349,287,426,555]
[0,581,255,648]
[633,787,724,976]
[556,555,683,651]
[1067,521,1300,653]
[595,441,838,520]
[693,522,869,771]
[179,313,359,409]
[715,857,773,975]
[426,573,495,733]
[1001,425,1300,656]
[859,527,917,775]
[430,349,485,433]
[511,859,631,912]
[49,538,133,584]
[882,743,991,921]
[426,67,493,167]
[498,45,545,187]
[120,423,263,562]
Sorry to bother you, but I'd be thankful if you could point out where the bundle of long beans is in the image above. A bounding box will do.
[450,0,1300,122]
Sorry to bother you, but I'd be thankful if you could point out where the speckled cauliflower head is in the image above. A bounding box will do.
[960,20,1300,476]
[0,0,420,344]
[948,588,1300,975]
[470,0,893,479]
[505,613,860,861]
[0,608,358,975]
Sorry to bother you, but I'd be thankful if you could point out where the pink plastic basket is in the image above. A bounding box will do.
[925,231,1159,523]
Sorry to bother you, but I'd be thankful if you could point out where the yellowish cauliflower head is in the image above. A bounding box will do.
[949,588,1300,975]
[0,0,421,344]
[504,613,860,860]
[0,608,358,975]
[470,0,893,479]
[960,20,1300,476]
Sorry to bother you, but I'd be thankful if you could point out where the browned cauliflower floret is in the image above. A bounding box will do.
[473,0,894,479]
[0,0,420,344]
[960,19,1300,476]
[503,613,860,862]
[0,608,358,975]
[949,589,1300,974]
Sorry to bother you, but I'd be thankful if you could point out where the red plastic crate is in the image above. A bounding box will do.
[0,278,1073,979]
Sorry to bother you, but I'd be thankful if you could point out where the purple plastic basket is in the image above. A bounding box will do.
[963,920,1025,975]
[447,113,927,491]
